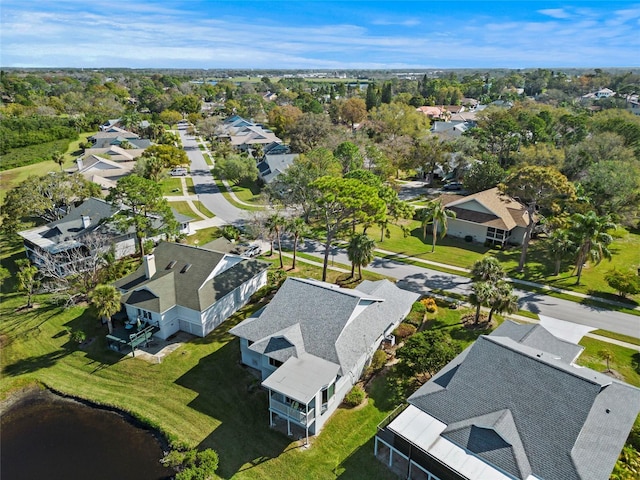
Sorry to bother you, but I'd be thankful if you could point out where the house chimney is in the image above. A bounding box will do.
[143,254,156,279]
[76,157,84,171]
[82,215,91,229]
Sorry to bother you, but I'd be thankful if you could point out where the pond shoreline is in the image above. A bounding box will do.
[1,383,172,454]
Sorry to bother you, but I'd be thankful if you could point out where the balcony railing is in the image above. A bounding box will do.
[270,397,315,425]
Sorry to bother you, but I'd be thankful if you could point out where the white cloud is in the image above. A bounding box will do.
[538,8,572,19]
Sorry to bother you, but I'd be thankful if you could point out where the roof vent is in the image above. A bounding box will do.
[166,260,177,270]
[180,264,192,273]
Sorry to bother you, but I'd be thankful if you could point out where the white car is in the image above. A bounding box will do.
[170,167,188,176]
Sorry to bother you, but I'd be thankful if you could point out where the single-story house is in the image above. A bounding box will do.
[88,127,151,150]
[75,155,136,192]
[217,115,283,151]
[439,187,531,246]
[114,242,269,341]
[375,320,640,480]
[257,153,299,184]
[84,145,145,162]
[230,277,419,439]
[18,197,137,276]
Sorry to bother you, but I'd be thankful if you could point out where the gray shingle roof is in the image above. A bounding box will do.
[408,329,640,480]
[116,242,269,313]
[230,277,418,375]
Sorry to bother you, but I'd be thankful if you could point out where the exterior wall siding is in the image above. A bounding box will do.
[445,219,487,243]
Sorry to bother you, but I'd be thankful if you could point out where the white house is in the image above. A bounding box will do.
[113,242,269,342]
[439,187,531,246]
[230,277,419,441]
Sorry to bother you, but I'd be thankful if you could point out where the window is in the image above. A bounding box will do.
[322,382,335,404]
[269,357,283,368]
[247,340,254,346]
[487,227,506,241]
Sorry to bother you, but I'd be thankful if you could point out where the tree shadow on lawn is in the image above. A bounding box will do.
[632,353,640,375]
[2,306,120,376]
[174,340,290,478]
[336,436,397,480]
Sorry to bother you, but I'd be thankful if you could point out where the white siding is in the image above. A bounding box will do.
[446,219,487,243]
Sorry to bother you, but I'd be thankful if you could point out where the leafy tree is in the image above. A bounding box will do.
[405,136,449,183]
[397,330,462,381]
[267,105,303,138]
[347,233,376,279]
[51,151,65,171]
[470,281,494,325]
[339,97,367,128]
[580,160,640,222]
[16,259,39,308]
[159,109,183,126]
[310,176,384,281]
[195,116,221,142]
[135,155,164,182]
[544,229,576,276]
[142,144,189,168]
[286,216,308,270]
[563,132,635,181]
[171,94,202,115]
[472,108,521,168]
[365,82,380,111]
[212,154,258,186]
[369,102,430,140]
[287,113,333,153]
[598,349,614,372]
[605,269,640,298]
[487,280,519,322]
[107,175,177,257]
[569,211,616,285]
[333,141,363,174]
[463,159,505,194]
[502,166,575,272]
[418,200,456,252]
[267,148,341,221]
[1,172,100,233]
[89,284,122,335]
[470,256,505,283]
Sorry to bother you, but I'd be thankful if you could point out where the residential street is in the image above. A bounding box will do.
[180,132,640,340]
[178,129,247,225]
[295,240,640,339]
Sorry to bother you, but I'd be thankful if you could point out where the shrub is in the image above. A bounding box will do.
[222,225,240,241]
[412,301,426,314]
[370,349,387,371]
[393,323,416,339]
[420,297,438,313]
[70,329,87,344]
[344,385,365,407]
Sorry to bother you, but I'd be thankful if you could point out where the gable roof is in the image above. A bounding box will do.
[18,197,118,252]
[406,326,640,480]
[441,187,530,231]
[230,277,418,376]
[115,241,269,313]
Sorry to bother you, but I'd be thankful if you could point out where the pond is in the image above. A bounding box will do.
[1,391,173,480]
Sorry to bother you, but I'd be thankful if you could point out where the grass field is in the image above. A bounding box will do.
[214,178,265,212]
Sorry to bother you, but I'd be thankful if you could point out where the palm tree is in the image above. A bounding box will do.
[286,217,308,270]
[598,349,614,372]
[51,151,65,171]
[347,233,376,279]
[470,256,504,283]
[470,281,493,325]
[266,213,285,269]
[545,229,576,276]
[420,200,456,252]
[488,280,519,322]
[570,211,616,285]
[89,284,122,335]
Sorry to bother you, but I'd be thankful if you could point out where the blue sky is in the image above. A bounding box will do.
[1,1,639,69]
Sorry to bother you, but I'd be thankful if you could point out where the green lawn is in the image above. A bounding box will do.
[170,201,202,219]
[161,177,186,196]
[364,222,640,304]
[213,179,265,212]
[226,179,266,206]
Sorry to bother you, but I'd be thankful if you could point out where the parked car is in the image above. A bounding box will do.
[244,245,261,258]
[170,167,188,176]
[442,181,463,191]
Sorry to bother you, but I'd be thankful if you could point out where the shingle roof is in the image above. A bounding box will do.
[116,242,269,313]
[408,329,640,480]
[230,278,418,376]
[442,187,530,231]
